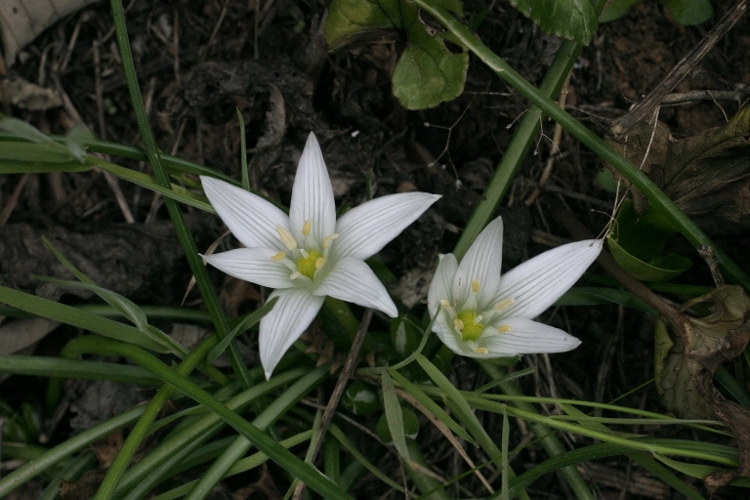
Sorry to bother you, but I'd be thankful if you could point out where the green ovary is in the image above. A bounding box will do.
[296,249,323,280]
[456,309,484,342]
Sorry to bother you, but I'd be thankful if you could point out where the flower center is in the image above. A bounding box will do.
[296,249,324,280]
[455,309,484,342]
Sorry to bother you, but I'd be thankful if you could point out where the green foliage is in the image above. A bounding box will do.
[607,200,692,282]
[507,0,598,45]
[325,0,468,109]
[601,0,713,25]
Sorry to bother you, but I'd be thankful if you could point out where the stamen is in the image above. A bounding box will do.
[471,279,480,293]
[497,325,512,333]
[315,257,326,269]
[474,347,489,355]
[290,271,303,280]
[277,225,298,250]
[271,251,286,262]
[322,233,339,249]
[454,318,464,332]
[494,298,516,313]
[302,219,312,237]
[440,299,451,309]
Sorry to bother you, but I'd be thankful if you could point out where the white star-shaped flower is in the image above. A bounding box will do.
[428,216,602,358]
[201,133,440,378]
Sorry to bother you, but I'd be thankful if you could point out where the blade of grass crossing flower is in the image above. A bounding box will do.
[381,370,410,460]
[389,369,474,444]
[110,0,250,387]
[72,336,351,499]
[205,297,278,364]
[184,365,328,500]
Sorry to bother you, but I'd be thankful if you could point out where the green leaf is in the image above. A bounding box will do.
[0,285,168,352]
[599,0,642,23]
[662,0,713,25]
[381,370,410,460]
[0,142,80,163]
[507,0,598,46]
[325,0,468,109]
[607,200,691,282]
[607,235,692,282]
[205,297,278,364]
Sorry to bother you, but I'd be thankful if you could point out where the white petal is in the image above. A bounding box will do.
[493,239,602,320]
[313,257,397,317]
[479,317,581,356]
[201,176,290,252]
[289,133,336,244]
[203,248,295,289]
[259,288,325,379]
[332,192,441,261]
[453,217,503,308]
[427,253,458,319]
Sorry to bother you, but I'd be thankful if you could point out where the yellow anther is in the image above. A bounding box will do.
[454,318,464,332]
[440,299,451,309]
[315,257,326,269]
[302,219,312,237]
[494,298,516,313]
[277,225,298,251]
[271,251,286,262]
[471,279,480,293]
[474,347,489,355]
[323,233,339,249]
[497,325,512,333]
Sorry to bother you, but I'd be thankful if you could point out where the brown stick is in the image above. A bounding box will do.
[610,0,749,136]
[292,308,374,500]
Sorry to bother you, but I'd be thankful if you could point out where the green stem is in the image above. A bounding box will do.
[415,0,750,290]
[109,0,250,386]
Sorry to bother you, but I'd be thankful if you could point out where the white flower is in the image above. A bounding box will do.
[428,217,602,358]
[201,133,440,378]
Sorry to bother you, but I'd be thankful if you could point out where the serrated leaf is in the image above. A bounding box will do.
[507,0,598,46]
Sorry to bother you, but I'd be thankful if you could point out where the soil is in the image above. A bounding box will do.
[2,0,750,499]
